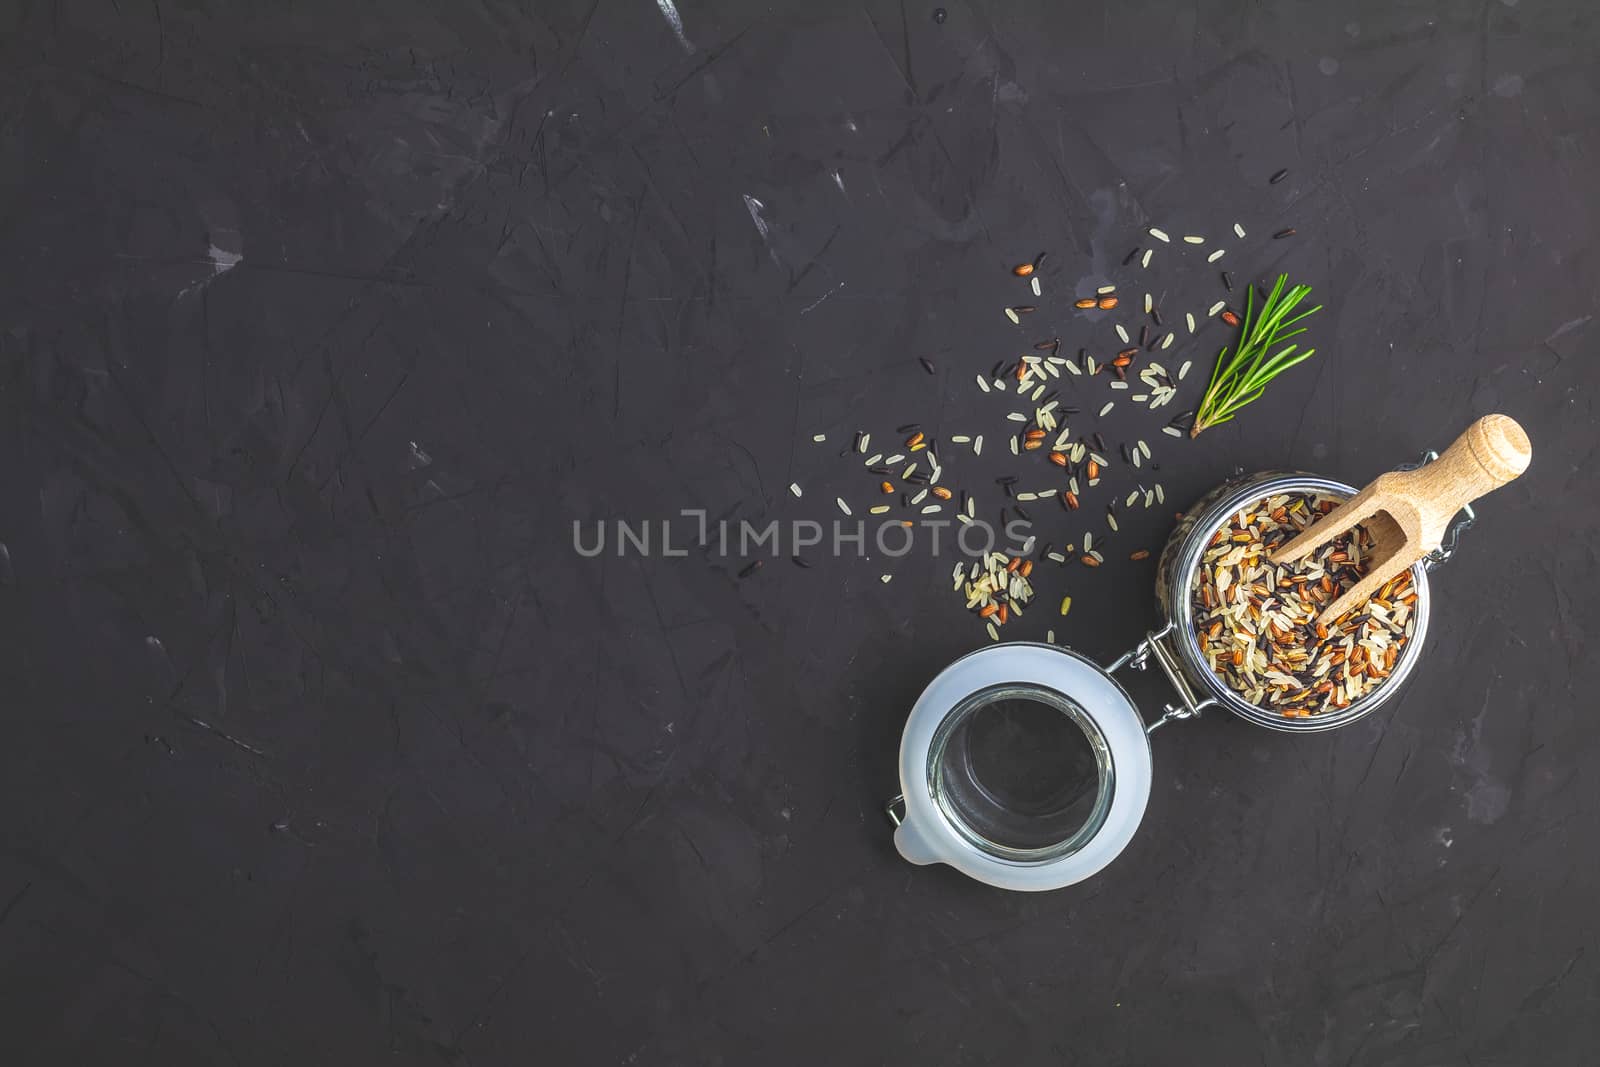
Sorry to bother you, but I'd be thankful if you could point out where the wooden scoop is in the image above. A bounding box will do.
[1269,414,1531,626]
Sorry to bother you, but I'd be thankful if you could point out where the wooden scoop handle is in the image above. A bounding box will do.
[1270,415,1530,626]
[1401,414,1531,549]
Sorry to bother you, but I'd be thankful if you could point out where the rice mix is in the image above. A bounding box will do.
[1190,492,1417,717]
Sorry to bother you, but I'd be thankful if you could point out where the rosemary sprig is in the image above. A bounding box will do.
[1191,274,1322,437]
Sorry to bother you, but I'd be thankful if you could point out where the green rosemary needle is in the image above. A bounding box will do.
[1192,275,1322,437]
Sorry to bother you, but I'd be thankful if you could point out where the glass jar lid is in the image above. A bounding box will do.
[892,643,1152,891]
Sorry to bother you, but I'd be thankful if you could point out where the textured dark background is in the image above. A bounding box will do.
[1,1,1597,1064]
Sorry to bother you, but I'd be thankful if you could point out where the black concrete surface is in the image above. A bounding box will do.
[2,2,1597,1064]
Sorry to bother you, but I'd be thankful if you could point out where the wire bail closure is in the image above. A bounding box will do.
[1106,622,1220,734]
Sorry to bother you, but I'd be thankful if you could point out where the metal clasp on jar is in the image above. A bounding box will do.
[1106,622,1219,735]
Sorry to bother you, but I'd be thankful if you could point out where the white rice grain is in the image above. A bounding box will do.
[789,483,803,497]
[1186,312,1196,333]
[1148,227,1170,243]
[1005,307,1021,325]
[1207,248,1226,263]
[1031,276,1042,297]
[1115,324,1130,343]
[1098,401,1114,417]
[1179,360,1192,380]
[1233,222,1246,239]
[1208,301,1226,316]
[1161,333,1175,350]
[836,497,852,515]
[1141,249,1153,269]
